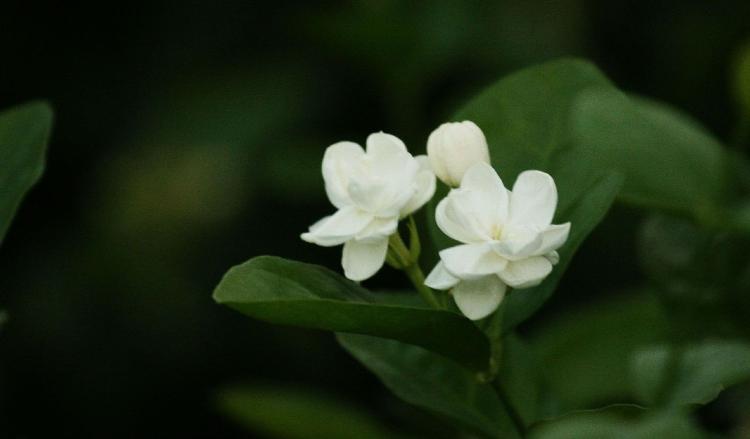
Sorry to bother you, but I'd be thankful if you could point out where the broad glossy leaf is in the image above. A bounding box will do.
[529,291,670,412]
[530,409,706,439]
[498,172,622,331]
[337,333,521,439]
[213,256,490,371]
[216,384,411,439]
[630,341,750,407]
[569,89,726,217]
[453,57,613,213]
[0,101,53,243]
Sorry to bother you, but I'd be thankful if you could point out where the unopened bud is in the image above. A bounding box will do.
[427,121,490,187]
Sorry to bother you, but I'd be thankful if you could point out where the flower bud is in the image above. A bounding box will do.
[427,121,490,187]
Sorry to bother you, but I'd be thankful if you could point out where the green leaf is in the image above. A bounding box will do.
[630,341,750,407]
[499,172,622,332]
[0,101,53,244]
[216,384,411,439]
[569,89,726,218]
[454,57,613,213]
[213,256,490,371]
[530,409,706,439]
[496,334,549,424]
[337,333,521,439]
[529,291,670,412]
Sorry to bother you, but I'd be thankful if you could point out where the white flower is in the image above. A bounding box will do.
[301,132,436,281]
[427,121,491,187]
[425,162,570,320]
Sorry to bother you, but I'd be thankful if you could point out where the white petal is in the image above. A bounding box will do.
[460,162,509,226]
[491,225,544,260]
[352,133,419,216]
[424,261,460,290]
[342,238,389,281]
[545,251,560,265]
[433,163,510,242]
[300,206,373,247]
[355,217,398,241]
[435,195,480,243]
[348,176,389,214]
[498,256,553,289]
[435,190,495,243]
[509,170,558,227]
[536,223,571,255]
[440,243,507,279]
[400,156,436,217]
[322,141,365,209]
[452,276,507,320]
[366,132,407,155]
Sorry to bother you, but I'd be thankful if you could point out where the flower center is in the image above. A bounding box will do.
[490,224,503,240]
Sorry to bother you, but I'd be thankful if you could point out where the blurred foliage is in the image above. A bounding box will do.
[631,341,750,407]
[530,291,671,411]
[0,0,749,437]
[216,384,412,439]
[530,409,708,439]
[0,102,52,243]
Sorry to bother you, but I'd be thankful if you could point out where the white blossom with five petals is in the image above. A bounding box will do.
[425,162,570,320]
[301,132,436,281]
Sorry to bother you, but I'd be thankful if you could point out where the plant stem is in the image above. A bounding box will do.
[388,231,441,309]
[484,311,526,436]
[403,261,441,309]
[491,379,527,437]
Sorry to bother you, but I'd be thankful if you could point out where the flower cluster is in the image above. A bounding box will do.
[302,121,570,320]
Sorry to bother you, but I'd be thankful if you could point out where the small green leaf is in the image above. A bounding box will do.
[569,89,726,218]
[630,341,750,407]
[499,172,623,332]
[213,256,490,371]
[0,101,53,244]
[337,333,521,439]
[530,409,706,439]
[216,384,411,439]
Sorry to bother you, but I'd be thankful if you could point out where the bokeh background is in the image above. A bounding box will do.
[1,1,749,437]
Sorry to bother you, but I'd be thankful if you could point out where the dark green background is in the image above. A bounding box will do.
[0,1,748,437]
